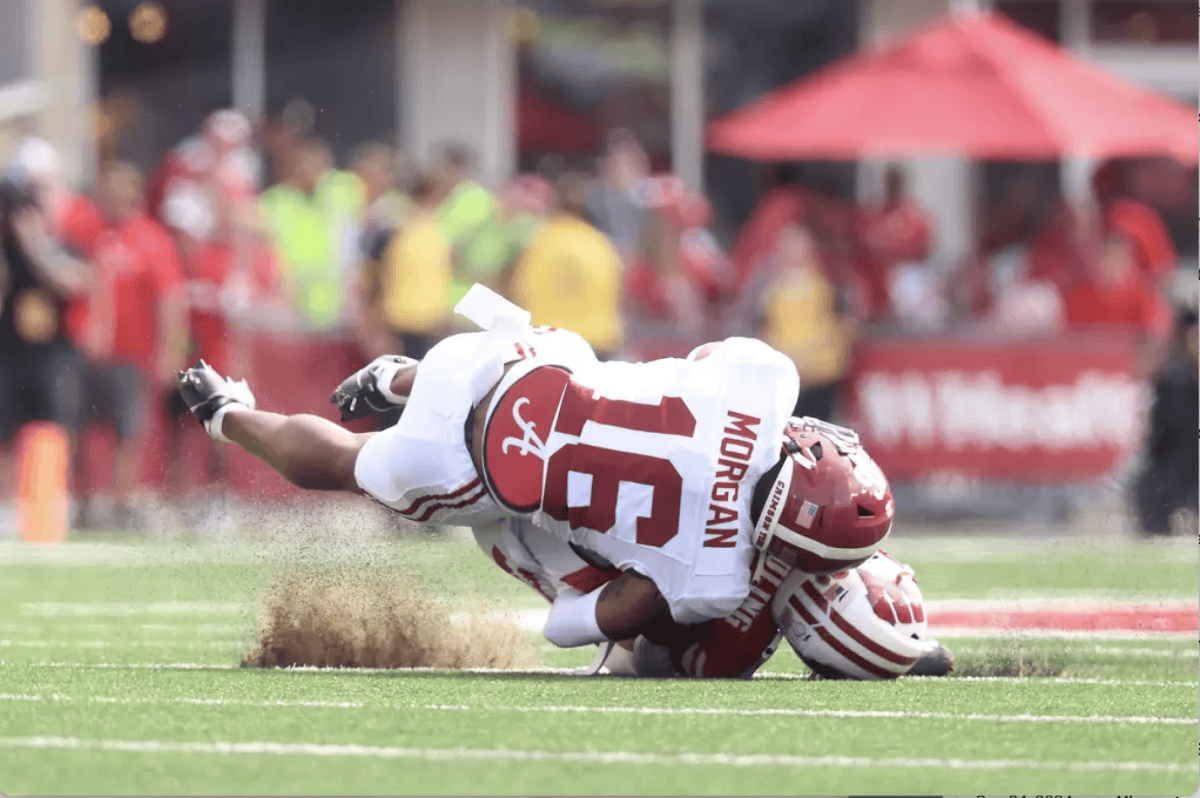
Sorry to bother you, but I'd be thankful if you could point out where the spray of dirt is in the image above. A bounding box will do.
[242,565,539,670]
[950,638,1070,678]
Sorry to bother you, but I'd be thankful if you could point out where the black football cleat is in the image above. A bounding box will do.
[907,641,955,677]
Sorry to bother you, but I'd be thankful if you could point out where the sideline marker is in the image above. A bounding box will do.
[16,421,69,545]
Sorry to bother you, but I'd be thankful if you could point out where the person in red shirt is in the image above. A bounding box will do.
[1092,160,1178,288]
[161,187,279,505]
[624,180,734,353]
[1026,199,1100,298]
[854,165,933,321]
[730,165,813,293]
[63,161,188,529]
[1063,228,1172,342]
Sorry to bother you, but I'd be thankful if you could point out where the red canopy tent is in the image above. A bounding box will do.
[707,10,1198,162]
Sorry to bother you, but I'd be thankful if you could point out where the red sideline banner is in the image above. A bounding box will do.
[840,332,1148,483]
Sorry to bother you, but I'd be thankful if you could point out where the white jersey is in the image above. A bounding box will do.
[471,518,621,604]
[354,325,596,527]
[480,336,798,624]
[356,287,799,625]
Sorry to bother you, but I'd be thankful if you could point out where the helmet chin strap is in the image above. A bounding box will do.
[751,455,796,555]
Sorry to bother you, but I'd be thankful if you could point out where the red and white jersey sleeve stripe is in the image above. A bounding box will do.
[354,332,501,527]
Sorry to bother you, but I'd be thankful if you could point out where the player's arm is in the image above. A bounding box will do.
[177,361,374,492]
[221,409,370,492]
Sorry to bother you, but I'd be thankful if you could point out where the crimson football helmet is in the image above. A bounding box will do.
[751,417,894,573]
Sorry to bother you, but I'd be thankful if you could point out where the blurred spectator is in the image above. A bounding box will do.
[376,174,453,360]
[259,138,362,329]
[0,143,91,512]
[625,201,704,345]
[624,177,734,348]
[586,130,652,263]
[1063,229,1171,341]
[146,109,260,232]
[455,174,552,298]
[1027,199,1103,297]
[512,171,624,360]
[259,98,322,188]
[350,141,409,358]
[162,175,280,508]
[1092,160,1178,288]
[479,174,555,296]
[806,180,873,322]
[66,161,188,529]
[431,142,499,308]
[742,224,855,421]
[856,164,933,319]
[353,141,409,265]
[730,164,812,293]
[1131,307,1198,536]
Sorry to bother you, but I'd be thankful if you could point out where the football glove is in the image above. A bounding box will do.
[177,360,257,443]
[329,355,415,422]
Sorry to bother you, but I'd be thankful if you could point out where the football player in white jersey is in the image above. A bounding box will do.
[178,285,896,657]
[478,516,953,680]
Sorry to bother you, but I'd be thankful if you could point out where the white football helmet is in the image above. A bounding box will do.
[771,550,937,680]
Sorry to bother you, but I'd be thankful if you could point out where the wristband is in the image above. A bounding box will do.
[373,358,412,406]
[207,403,242,444]
[543,588,608,648]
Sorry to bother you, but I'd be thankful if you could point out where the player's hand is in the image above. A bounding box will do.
[177,360,256,443]
[329,355,415,422]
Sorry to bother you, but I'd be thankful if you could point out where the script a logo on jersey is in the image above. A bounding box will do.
[484,366,572,513]
[501,398,548,460]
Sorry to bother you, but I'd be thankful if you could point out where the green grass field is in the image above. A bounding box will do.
[0,525,1196,796]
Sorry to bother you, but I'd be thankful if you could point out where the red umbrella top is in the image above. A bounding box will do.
[707,10,1198,162]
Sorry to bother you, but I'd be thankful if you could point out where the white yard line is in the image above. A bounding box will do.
[0,622,249,636]
[0,661,241,670]
[0,692,1194,726]
[18,601,251,617]
[0,639,245,650]
[1,660,1197,687]
[0,736,1193,773]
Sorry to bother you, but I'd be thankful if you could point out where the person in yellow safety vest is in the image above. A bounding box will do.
[377,173,453,361]
[259,138,362,329]
[511,171,624,360]
[430,143,498,309]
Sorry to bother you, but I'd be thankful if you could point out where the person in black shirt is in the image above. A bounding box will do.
[1131,306,1199,536]
[0,176,91,501]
